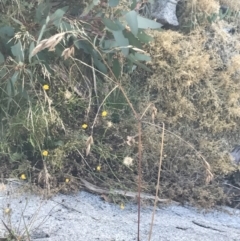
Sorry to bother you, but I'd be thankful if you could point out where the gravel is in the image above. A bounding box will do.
[1,182,240,241]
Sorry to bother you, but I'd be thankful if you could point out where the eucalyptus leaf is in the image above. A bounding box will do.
[0,26,14,38]
[103,18,121,31]
[74,40,92,54]
[35,0,50,24]
[101,39,118,50]
[11,17,24,26]
[137,29,153,43]
[112,58,121,79]
[108,0,119,7]
[81,0,100,16]
[29,42,35,63]
[18,87,30,100]
[0,68,6,78]
[7,71,19,97]
[133,53,151,62]
[37,23,46,43]
[60,20,76,31]
[130,0,137,10]
[92,50,108,74]
[50,6,69,27]
[123,30,142,49]
[125,10,138,36]
[137,15,162,29]
[0,52,5,64]
[11,41,24,63]
[112,30,129,56]
[127,54,152,72]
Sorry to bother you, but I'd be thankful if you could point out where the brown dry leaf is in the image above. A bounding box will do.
[101,194,109,202]
[151,106,157,123]
[206,170,214,184]
[31,32,66,56]
[86,135,94,156]
[61,46,75,60]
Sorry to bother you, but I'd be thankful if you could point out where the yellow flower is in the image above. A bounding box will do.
[120,203,125,210]
[20,174,27,180]
[42,150,48,156]
[65,178,70,183]
[96,165,101,171]
[101,111,108,117]
[82,123,88,129]
[43,84,49,90]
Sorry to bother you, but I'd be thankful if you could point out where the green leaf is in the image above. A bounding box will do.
[60,20,76,31]
[11,17,24,26]
[35,0,50,24]
[7,71,19,97]
[92,50,108,74]
[137,15,162,29]
[108,0,119,7]
[130,0,137,10]
[112,58,121,79]
[29,41,35,63]
[55,140,64,147]
[133,53,151,62]
[18,87,30,100]
[74,40,92,54]
[81,0,100,16]
[0,68,6,78]
[103,18,122,31]
[50,6,69,27]
[0,52,5,64]
[127,54,152,72]
[219,7,229,20]
[11,41,24,63]
[125,10,138,36]
[112,30,129,56]
[137,29,153,43]
[123,29,142,49]
[0,26,14,38]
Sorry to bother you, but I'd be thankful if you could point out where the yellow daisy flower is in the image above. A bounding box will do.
[96,165,101,171]
[20,174,27,180]
[43,84,49,90]
[42,150,48,156]
[82,123,88,129]
[101,111,108,117]
[65,178,70,183]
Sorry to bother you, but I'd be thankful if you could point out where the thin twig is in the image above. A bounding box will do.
[92,34,99,107]
[79,178,170,202]
[148,123,165,241]
[90,85,118,135]
[137,121,142,241]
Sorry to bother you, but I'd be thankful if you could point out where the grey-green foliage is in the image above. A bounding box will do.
[0,0,161,136]
[0,0,161,97]
[0,0,162,121]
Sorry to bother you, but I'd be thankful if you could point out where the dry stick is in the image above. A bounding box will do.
[148,123,165,241]
[90,85,118,135]
[91,34,99,107]
[137,120,142,241]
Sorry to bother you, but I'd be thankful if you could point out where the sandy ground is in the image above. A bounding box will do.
[0,181,240,241]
